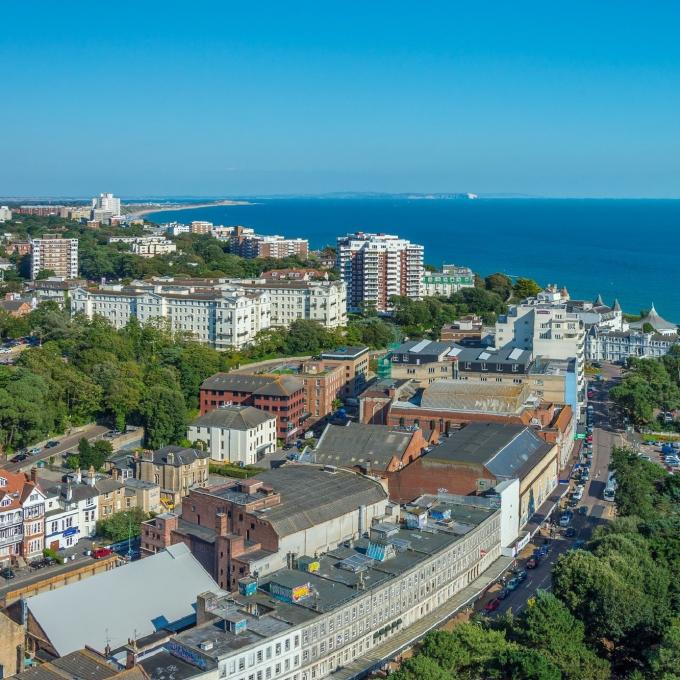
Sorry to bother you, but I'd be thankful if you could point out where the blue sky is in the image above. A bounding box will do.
[2,1,680,197]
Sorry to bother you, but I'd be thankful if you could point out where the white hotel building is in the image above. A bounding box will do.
[71,283,271,350]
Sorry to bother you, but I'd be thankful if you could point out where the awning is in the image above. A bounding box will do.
[524,482,570,537]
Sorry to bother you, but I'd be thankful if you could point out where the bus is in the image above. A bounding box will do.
[603,471,617,502]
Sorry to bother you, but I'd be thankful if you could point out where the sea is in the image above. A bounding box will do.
[145,198,680,322]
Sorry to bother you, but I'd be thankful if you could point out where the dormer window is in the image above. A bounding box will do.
[0,477,6,487]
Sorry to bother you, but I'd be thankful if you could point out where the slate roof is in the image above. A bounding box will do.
[26,543,222,656]
[0,298,30,312]
[430,422,553,480]
[10,649,118,680]
[153,445,208,467]
[200,372,304,396]
[190,405,275,430]
[314,422,416,469]
[251,465,387,537]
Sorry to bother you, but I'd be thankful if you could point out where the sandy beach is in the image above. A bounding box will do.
[125,199,252,219]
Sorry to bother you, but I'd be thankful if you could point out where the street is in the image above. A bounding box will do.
[2,424,109,473]
[480,363,624,617]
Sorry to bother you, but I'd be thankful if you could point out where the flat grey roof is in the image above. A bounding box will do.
[321,345,368,359]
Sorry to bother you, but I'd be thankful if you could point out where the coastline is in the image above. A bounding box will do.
[125,199,253,219]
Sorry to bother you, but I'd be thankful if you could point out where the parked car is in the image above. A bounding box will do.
[497,588,510,600]
[92,547,113,559]
[29,447,41,455]
[484,598,501,612]
[559,511,573,527]
[42,556,57,566]
[572,486,584,501]
[587,390,594,398]
[578,505,589,516]
[526,557,539,569]
[10,453,28,463]
[564,526,577,538]
[45,440,60,448]
[1,567,16,580]
[29,559,45,569]
[506,577,520,591]
[514,569,528,582]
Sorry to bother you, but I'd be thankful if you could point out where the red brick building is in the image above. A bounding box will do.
[140,466,388,590]
[200,373,306,442]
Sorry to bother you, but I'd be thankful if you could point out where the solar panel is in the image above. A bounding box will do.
[338,554,374,573]
[410,339,431,353]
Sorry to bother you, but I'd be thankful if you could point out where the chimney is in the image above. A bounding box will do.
[196,592,218,625]
[215,512,228,536]
[166,451,174,465]
[74,469,82,484]
[30,468,38,483]
[87,465,96,487]
[65,484,73,502]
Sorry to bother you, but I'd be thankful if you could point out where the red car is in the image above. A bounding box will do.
[587,391,594,398]
[586,435,593,443]
[92,547,113,559]
[484,598,501,612]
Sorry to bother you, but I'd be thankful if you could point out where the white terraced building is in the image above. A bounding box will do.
[230,278,347,329]
[71,283,270,349]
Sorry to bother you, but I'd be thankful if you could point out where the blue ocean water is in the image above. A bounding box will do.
[146,199,680,322]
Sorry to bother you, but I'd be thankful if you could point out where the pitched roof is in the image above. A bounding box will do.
[630,304,677,332]
[26,543,222,656]
[252,465,387,537]
[190,405,275,430]
[428,422,553,479]
[314,422,416,469]
[152,445,208,467]
[10,649,118,680]
[418,379,531,414]
[200,372,303,396]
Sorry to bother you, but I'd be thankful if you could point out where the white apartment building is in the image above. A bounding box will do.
[30,235,79,279]
[109,235,177,258]
[187,406,277,465]
[495,292,586,393]
[92,192,121,216]
[336,232,424,312]
[71,284,271,350]
[231,278,348,329]
[0,206,12,222]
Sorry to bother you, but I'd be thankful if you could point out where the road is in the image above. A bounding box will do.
[480,363,623,616]
[2,424,109,473]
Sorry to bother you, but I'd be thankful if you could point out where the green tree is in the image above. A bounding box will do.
[496,646,561,680]
[485,272,513,300]
[513,277,542,300]
[96,507,148,543]
[141,384,187,449]
[511,592,610,679]
[389,656,452,680]
[648,617,680,680]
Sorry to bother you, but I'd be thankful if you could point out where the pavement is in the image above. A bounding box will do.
[479,362,624,618]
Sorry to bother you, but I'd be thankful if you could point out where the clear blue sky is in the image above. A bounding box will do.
[2,1,680,198]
